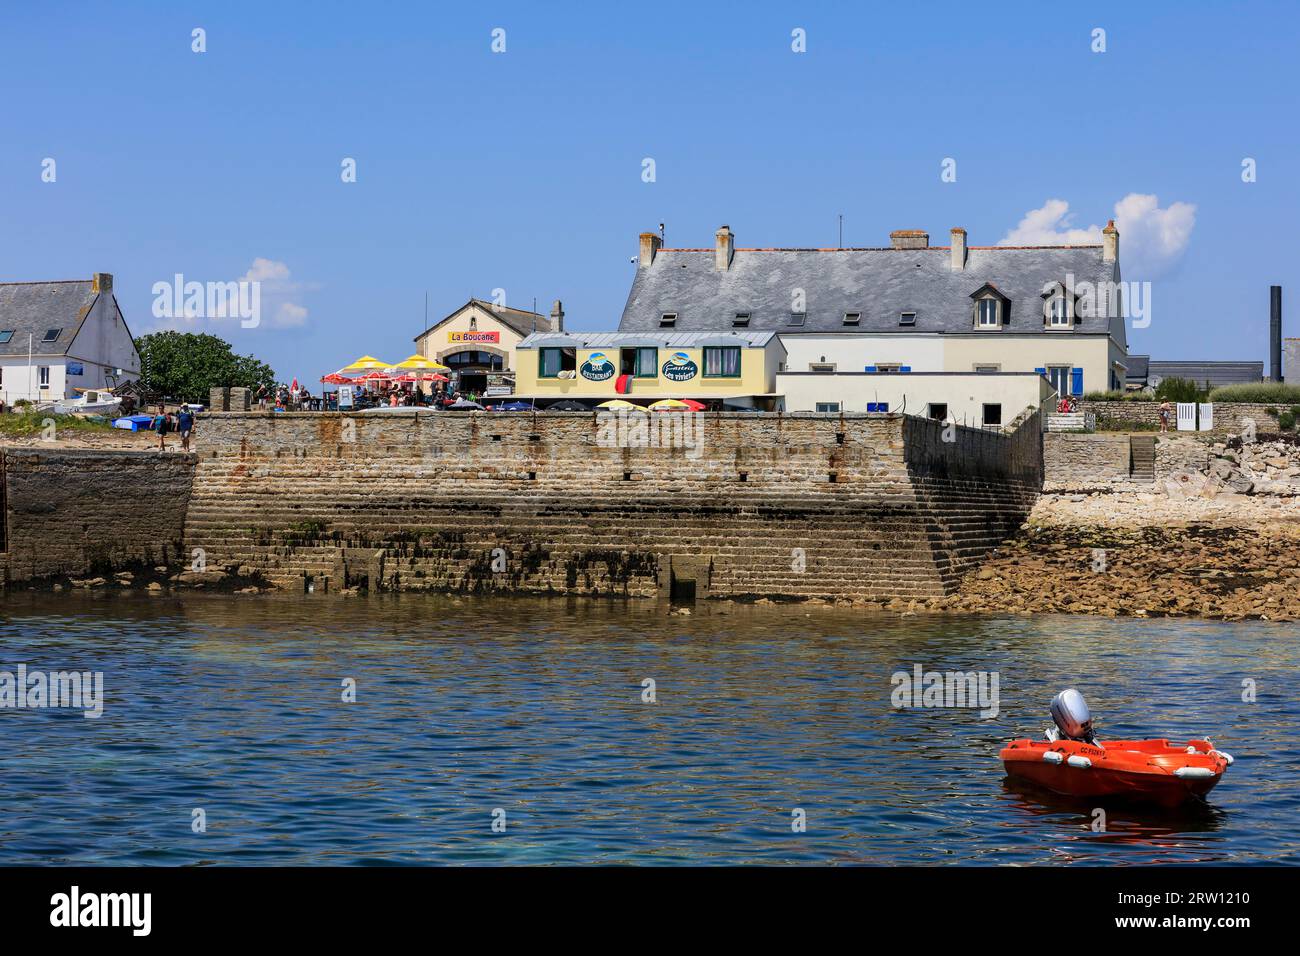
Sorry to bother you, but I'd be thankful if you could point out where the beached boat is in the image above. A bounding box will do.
[39,389,123,416]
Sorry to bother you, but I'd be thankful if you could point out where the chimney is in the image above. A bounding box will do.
[715,225,734,271]
[92,272,113,293]
[1271,285,1283,382]
[550,299,565,332]
[950,228,967,271]
[889,230,928,250]
[1102,219,1119,263]
[638,232,662,268]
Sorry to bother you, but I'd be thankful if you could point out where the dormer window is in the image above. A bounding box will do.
[842,311,861,326]
[659,312,677,328]
[1047,296,1071,328]
[899,311,916,326]
[788,312,806,327]
[732,312,751,328]
[43,328,62,342]
[969,283,1009,330]
[976,300,1000,327]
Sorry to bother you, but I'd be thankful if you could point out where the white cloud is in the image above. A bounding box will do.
[999,193,1196,277]
[242,258,310,328]
[276,302,308,326]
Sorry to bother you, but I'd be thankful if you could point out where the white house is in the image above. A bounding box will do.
[619,224,1130,413]
[0,273,139,406]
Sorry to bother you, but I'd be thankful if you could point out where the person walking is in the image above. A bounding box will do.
[154,404,171,452]
[177,406,195,452]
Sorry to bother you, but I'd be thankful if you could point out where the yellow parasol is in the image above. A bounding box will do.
[392,354,450,372]
[648,399,692,411]
[341,355,392,372]
[597,399,640,410]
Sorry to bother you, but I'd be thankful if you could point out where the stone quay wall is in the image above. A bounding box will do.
[1082,400,1283,436]
[178,410,1043,601]
[0,449,194,583]
[1043,433,1133,490]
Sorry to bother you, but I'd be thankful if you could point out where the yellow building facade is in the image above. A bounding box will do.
[514,331,786,408]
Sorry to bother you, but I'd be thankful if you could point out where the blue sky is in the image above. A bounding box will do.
[2,0,1297,381]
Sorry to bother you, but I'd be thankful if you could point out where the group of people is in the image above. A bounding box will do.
[152,405,195,452]
[255,384,313,411]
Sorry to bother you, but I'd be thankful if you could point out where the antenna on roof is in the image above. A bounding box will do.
[838,214,843,249]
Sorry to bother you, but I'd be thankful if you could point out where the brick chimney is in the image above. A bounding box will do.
[638,232,662,268]
[890,230,929,250]
[550,299,565,332]
[715,225,734,271]
[950,228,967,271]
[1102,219,1119,263]
[92,272,113,293]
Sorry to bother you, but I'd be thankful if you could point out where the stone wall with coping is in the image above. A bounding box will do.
[0,449,194,583]
[1082,400,1285,436]
[184,410,1043,600]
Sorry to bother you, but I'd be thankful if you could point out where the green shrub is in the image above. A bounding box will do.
[1289,405,1300,418]
[1265,406,1279,418]
[1280,411,1297,431]
[1154,377,1210,403]
[1207,382,1300,404]
[1095,416,1158,432]
[1083,390,1126,402]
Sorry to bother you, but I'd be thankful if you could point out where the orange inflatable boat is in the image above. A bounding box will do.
[1002,690,1233,807]
[1000,737,1232,807]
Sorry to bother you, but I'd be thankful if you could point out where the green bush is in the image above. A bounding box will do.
[1153,377,1210,403]
[1280,411,1297,431]
[1207,382,1300,404]
[1265,406,1279,418]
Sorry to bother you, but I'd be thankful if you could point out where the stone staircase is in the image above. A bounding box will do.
[1129,435,1156,481]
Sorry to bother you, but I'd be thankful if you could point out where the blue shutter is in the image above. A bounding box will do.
[1070,367,1083,396]
[1034,367,1046,375]
[864,365,877,373]
[899,366,911,373]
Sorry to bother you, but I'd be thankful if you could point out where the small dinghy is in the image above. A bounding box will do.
[1000,690,1233,807]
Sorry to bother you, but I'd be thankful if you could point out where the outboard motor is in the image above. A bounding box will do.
[1049,689,1101,746]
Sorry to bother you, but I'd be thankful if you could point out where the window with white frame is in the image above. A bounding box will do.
[1047,296,1072,328]
[815,402,841,413]
[39,366,51,388]
[976,298,1001,328]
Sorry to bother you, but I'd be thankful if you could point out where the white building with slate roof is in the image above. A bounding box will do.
[618,224,1130,420]
[0,273,140,407]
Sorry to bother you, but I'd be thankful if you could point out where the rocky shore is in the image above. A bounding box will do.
[950,490,1300,621]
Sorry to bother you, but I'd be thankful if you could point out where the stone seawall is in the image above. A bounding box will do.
[0,449,194,583]
[182,410,1042,600]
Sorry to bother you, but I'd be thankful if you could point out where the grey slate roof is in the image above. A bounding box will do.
[414,298,553,342]
[1148,360,1263,388]
[0,281,97,356]
[618,246,1118,334]
[1126,354,1150,383]
[518,330,778,349]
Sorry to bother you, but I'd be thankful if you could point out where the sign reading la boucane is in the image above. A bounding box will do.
[449,331,500,344]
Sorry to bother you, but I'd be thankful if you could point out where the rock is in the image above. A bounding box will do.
[173,570,227,587]
[977,568,996,580]
[146,582,164,592]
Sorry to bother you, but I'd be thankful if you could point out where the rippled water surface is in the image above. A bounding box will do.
[1,593,1296,865]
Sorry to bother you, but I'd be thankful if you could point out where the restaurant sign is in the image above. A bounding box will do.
[661,351,698,382]
[449,331,500,344]
[579,351,615,382]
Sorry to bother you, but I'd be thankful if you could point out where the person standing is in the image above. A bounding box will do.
[177,407,195,452]
[1158,400,1172,432]
[154,404,171,451]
